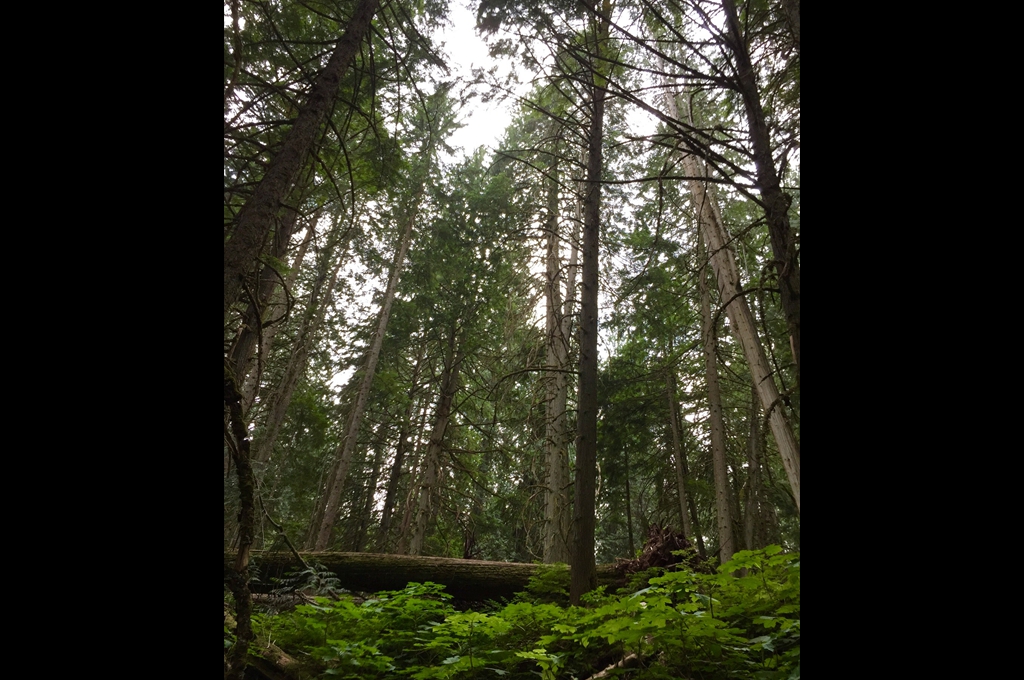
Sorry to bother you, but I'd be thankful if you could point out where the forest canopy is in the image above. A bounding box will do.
[224,0,799,677]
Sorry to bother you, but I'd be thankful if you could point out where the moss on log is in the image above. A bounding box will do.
[227,551,622,602]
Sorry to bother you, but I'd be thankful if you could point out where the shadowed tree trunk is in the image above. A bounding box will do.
[666,367,697,543]
[661,78,801,513]
[780,0,800,52]
[227,203,301,388]
[720,0,800,386]
[224,372,256,680]
[698,231,735,566]
[350,428,385,551]
[312,189,422,550]
[250,233,349,467]
[543,149,571,564]
[224,0,381,316]
[624,450,635,555]
[239,223,314,415]
[396,396,431,554]
[744,384,766,550]
[570,0,612,605]
[409,329,465,556]
[375,342,426,551]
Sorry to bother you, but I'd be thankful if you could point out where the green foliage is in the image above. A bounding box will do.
[256,582,455,677]
[251,548,799,679]
[518,563,570,605]
[271,560,344,598]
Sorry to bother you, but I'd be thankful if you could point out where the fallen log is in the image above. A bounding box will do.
[227,551,623,602]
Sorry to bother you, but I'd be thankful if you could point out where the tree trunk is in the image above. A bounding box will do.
[224,0,381,316]
[779,0,800,52]
[409,335,465,556]
[543,151,571,564]
[665,368,693,540]
[698,233,736,566]
[239,223,314,415]
[337,422,385,553]
[224,372,256,680]
[744,384,765,551]
[624,450,635,555]
[720,0,800,386]
[661,82,801,513]
[375,343,426,551]
[396,398,431,554]
[250,236,349,467]
[570,0,612,605]
[462,482,486,560]
[672,420,708,560]
[312,193,421,550]
[227,202,301,388]
[231,551,623,603]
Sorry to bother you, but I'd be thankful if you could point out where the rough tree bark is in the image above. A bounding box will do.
[543,150,571,565]
[375,342,426,551]
[661,80,801,513]
[227,203,301,386]
[571,0,612,605]
[224,372,256,680]
[698,233,735,565]
[224,0,381,316]
[409,332,465,555]
[239,224,314,415]
[250,235,349,467]
[312,190,422,550]
[720,0,800,386]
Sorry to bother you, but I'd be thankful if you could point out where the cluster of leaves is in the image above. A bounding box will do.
[247,547,798,679]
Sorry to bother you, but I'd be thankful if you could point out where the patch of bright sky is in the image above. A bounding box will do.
[432,2,660,161]
[431,2,523,160]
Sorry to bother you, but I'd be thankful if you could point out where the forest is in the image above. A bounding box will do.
[224,0,800,678]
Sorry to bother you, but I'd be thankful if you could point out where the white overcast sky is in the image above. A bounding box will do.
[432,1,522,158]
[433,2,660,160]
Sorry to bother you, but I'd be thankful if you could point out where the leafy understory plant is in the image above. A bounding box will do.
[249,547,798,679]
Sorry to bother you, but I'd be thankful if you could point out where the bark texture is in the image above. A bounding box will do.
[239,224,314,415]
[571,0,612,605]
[409,338,465,555]
[543,152,571,564]
[661,80,801,513]
[224,371,255,680]
[251,238,348,467]
[721,0,800,386]
[227,203,301,389]
[224,0,380,316]
[312,196,420,550]
[698,234,735,565]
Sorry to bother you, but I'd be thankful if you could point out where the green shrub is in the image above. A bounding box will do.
[250,547,799,680]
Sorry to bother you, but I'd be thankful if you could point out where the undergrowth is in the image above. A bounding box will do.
[241,546,799,679]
